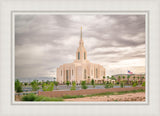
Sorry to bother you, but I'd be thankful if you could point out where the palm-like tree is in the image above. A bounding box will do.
[103,76,105,84]
[137,77,140,85]
[118,76,121,83]
[133,76,136,81]
[127,75,130,85]
[88,76,90,84]
[122,76,125,81]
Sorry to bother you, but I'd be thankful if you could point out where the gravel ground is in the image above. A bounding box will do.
[64,92,145,101]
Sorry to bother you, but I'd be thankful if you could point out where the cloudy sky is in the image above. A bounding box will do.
[15,14,145,79]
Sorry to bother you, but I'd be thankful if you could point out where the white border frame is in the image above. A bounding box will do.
[11,11,149,105]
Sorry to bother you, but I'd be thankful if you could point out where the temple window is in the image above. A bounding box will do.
[84,52,86,60]
[96,68,98,78]
[84,69,86,79]
[66,70,68,81]
[78,52,80,60]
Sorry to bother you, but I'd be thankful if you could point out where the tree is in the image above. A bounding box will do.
[91,79,95,88]
[66,81,70,88]
[137,77,140,85]
[122,76,125,81]
[88,76,90,84]
[70,81,76,90]
[103,76,105,84]
[118,76,121,83]
[31,80,39,91]
[42,82,54,91]
[24,82,28,86]
[133,76,136,81]
[141,77,145,84]
[15,79,23,92]
[54,81,59,89]
[127,75,130,85]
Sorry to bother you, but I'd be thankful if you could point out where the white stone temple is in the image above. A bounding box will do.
[56,27,106,84]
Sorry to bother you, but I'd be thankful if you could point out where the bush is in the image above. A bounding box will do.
[22,93,36,101]
[132,82,137,87]
[21,93,63,101]
[15,79,23,92]
[70,81,76,90]
[120,82,124,88]
[81,81,88,89]
[105,83,114,89]
[142,82,145,87]
[66,81,70,87]
[42,82,54,91]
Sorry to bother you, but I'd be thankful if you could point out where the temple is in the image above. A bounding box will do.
[56,27,106,84]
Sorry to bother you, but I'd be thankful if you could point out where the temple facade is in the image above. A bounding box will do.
[56,27,106,84]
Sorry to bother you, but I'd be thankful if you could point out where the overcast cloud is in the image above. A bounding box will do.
[15,15,145,78]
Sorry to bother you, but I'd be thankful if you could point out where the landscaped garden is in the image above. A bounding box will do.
[15,76,145,101]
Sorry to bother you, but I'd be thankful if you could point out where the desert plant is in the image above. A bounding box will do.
[132,82,137,87]
[105,83,114,89]
[81,81,88,89]
[31,80,39,91]
[15,79,23,92]
[142,81,145,87]
[42,82,54,91]
[70,81,76,90]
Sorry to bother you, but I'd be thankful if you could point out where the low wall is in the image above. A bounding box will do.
[38,87,145,98]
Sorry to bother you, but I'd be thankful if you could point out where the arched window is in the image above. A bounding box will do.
[96,68,98,78]
[84,52,86,60]
[78,52,80,60]
[66,70,69,81]
[84,69,86,79]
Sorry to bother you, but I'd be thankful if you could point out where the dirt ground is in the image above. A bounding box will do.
[64,92,145,101]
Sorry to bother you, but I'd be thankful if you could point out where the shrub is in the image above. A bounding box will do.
[21,93,63,101]
[120,82,124,88]
[42,82,54,91]
[81,81,88,89]
[66,81,70,87]
[142,82,145,87]
[15,79,23,92]
[70,81,76,90]
[105,83,114,89]
[31,80,39,91]
[132,82,137,87]
[22,93,36,101]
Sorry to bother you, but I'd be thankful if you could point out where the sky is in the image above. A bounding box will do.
[15,14,145,79]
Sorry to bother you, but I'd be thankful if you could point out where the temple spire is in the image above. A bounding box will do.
[80,26,82,40]
[79,26,84,47]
